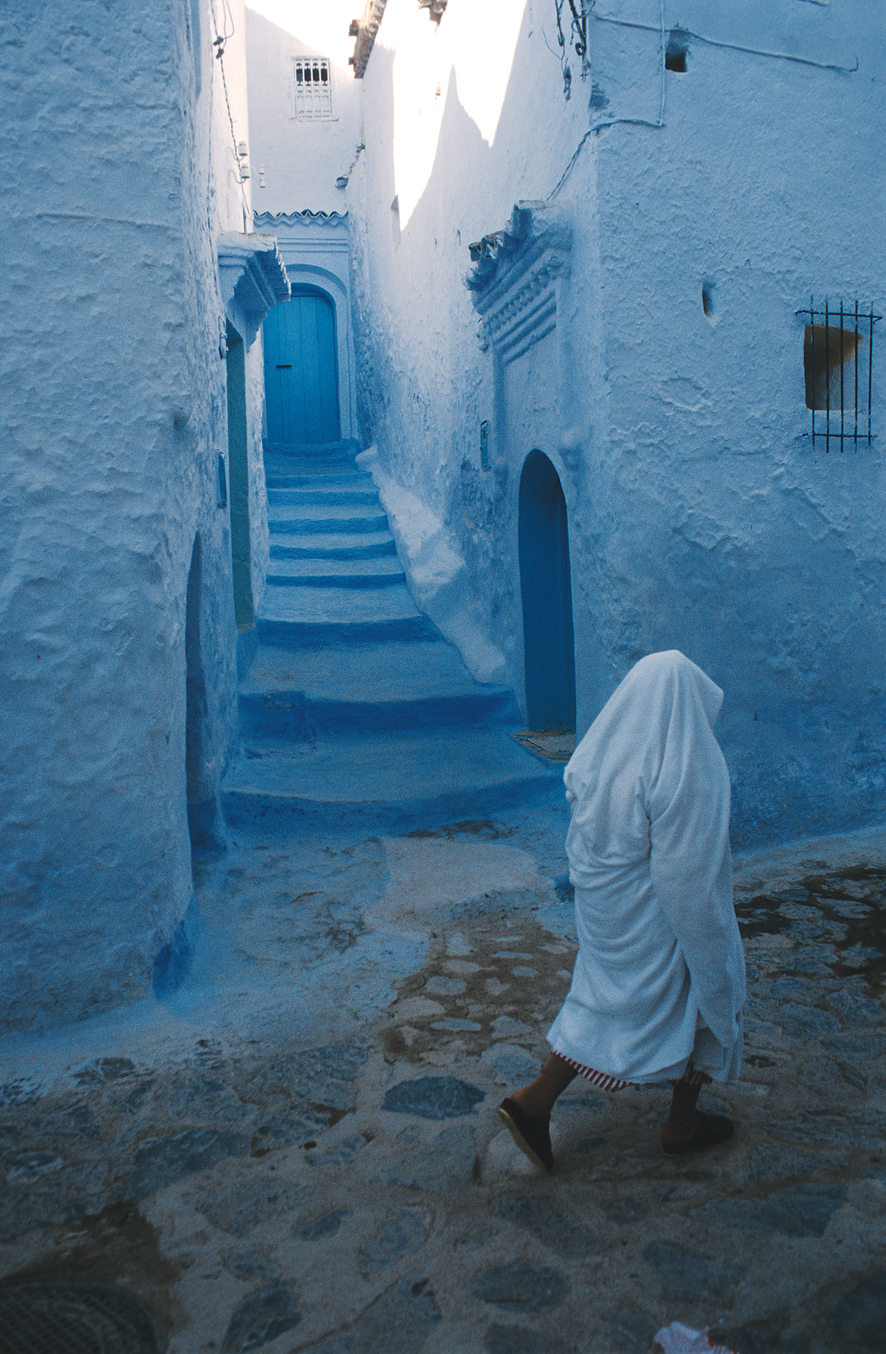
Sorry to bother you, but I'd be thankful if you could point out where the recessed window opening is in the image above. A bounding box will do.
[294,58,332,121]
[665,31,688,72]
[799,297,880,449]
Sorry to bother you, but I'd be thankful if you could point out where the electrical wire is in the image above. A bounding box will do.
[209,0,250,232]
[588,5,858,74]
[547,0,665,200]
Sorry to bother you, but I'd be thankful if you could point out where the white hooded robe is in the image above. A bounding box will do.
[547,651,745,1084]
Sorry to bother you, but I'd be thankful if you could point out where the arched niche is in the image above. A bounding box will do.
[518,450,576,731]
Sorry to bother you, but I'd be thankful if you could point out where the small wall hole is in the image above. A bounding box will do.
[702,282,715,319]
[665,31,688,72]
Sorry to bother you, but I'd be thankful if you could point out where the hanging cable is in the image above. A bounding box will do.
[209,0,250,232]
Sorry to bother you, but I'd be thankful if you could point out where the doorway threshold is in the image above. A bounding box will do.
[512,729,577,763]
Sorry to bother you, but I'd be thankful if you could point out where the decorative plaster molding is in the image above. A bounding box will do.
[465,202,571,357]
[217,232,290,343]
[349,0,388,77]
[253,210,349,230]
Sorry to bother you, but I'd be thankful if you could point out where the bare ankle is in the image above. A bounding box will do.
[510,1084,552,1122]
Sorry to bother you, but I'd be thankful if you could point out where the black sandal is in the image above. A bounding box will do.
[497,1097,554,1173]
[662,1110,735,1157]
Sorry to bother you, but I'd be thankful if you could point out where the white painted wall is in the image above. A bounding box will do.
[245,3,361,214]
[246,4,362,443]
[0,0,268,1029]
[348,0,886,848]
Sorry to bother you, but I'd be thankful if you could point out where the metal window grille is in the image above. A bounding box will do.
[797,297,880,450]
[294,59,332,120]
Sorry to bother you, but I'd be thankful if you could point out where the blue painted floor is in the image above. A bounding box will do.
[223,440,561,833]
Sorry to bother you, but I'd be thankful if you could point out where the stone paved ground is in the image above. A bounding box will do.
[1,801,885,1354]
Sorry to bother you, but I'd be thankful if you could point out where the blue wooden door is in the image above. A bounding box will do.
[518,450,576,730]
[264,289,340,444]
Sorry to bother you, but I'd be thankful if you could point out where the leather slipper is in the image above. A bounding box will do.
[497,1097,554,1173]
[662,1110,735,1157]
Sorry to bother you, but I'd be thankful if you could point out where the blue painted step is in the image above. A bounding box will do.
[223,729,560,833]
[266,557,405,588]
[268,486,380,507]
[270,530,396,561]
[256,583,436,647]
[269,506,390,535]
[223,437,559,834]
[263,438,360,474]
[238,639,522,739]
[265,470,371,487]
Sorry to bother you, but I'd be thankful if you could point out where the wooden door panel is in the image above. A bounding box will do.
[264,292,340,444]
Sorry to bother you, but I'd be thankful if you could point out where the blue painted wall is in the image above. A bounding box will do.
[348,0,886,850]
[0,0,254,1029]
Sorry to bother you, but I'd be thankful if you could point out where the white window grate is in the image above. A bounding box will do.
[294,58,333,121]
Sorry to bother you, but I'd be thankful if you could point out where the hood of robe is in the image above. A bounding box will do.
[565,650,724,806]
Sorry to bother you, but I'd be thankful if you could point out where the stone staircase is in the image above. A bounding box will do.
[222,438,560,833]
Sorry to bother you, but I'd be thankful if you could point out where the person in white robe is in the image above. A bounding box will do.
[498,650,746,1171]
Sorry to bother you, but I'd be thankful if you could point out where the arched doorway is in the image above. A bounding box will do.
[518,450,576,731]
[263,285,340,444]
[185,533,212,859]
[225,321,254,628]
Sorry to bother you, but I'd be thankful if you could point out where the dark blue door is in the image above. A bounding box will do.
[519,450,576,730]
[264,288,340,444]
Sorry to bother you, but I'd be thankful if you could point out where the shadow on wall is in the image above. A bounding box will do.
[152,900,198,998]
[226,321,254,627]
[356,23,581,704]
[184,533,225,864]
[152,533,217,999]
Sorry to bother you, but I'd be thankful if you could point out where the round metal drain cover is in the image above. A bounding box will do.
[0,1280,160,1354]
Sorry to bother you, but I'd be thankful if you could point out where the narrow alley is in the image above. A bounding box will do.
[3,1,885,1351]
[2,765,885,1350]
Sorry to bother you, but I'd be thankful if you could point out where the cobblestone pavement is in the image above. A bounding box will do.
[1,805,885,1353]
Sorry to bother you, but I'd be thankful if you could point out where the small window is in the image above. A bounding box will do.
[799,298,880,449]
[804,324,861,412]
[294,58,333,121]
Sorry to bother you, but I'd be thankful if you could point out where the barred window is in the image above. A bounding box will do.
[798,298,880,449]
[294,59,333,121]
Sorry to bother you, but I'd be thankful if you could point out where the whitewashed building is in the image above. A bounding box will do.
[344,0,885,849]
[1,0,287,1029]
[2,0,883,1031]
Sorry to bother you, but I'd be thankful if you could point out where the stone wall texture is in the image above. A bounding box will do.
[0,0,257,1028]
[347,0,886,849]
